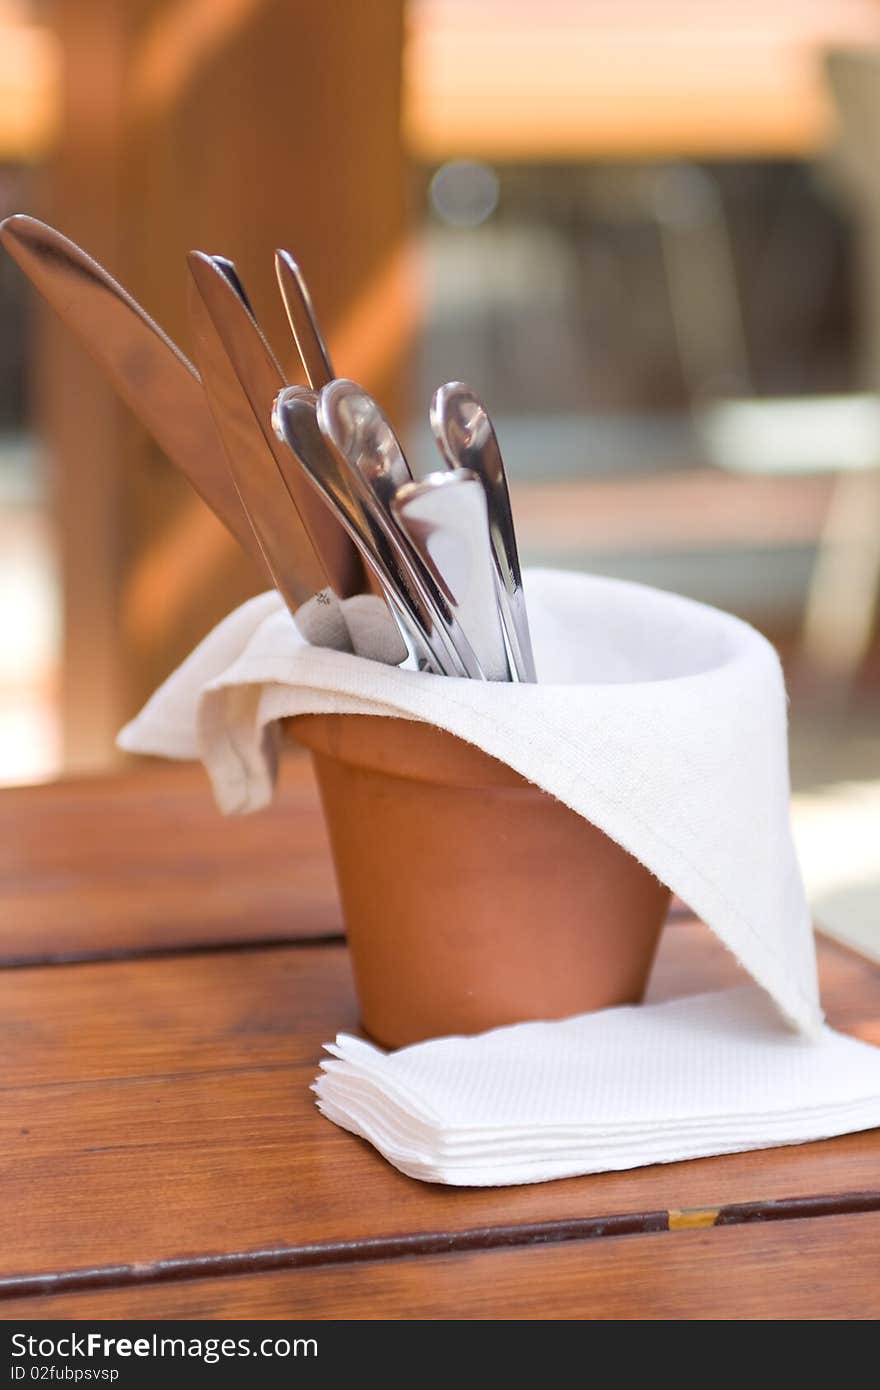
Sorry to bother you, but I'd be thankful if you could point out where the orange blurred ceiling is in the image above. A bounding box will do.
[404,0,880,161]
[5,1,880,166]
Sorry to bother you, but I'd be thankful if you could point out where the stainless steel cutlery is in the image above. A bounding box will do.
[275,249,334,390]
[1,213,537,682]
[274,386,447,674]
[316,378,484,677]
[186,256,351,645]
[0,214,263,567]
[391,469,510,681]
[430,382,537,682]
[186,250,365,605]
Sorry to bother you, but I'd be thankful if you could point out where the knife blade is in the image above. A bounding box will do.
[186,251,365,601]
[391,470,510,681]
[186,266,347,633]
[0,213,262,567]
[274,249,334,390]
[430,382,537,682]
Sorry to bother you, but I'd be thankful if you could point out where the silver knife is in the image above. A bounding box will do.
[274,250,334,390]
[186,266,349,643]
[430,382,537,682]
[391,470,511,681]
[187,251,365,602]
[0,213,263,568]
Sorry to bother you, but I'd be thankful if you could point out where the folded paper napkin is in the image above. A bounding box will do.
[315,988,880,1185]
[118,567,880,1184]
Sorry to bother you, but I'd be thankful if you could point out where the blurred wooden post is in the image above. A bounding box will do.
[39,0,410,772]
[799,52,880,682]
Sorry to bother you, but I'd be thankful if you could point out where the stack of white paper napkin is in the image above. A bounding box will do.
[316,988,880,1185]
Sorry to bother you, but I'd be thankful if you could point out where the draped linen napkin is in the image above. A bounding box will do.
[117,567,880,1184]
[120,568,821,1033]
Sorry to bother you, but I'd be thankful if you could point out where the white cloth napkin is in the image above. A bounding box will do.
[119,567,821,1036]
[315,988,880,1185]
[118,568,880,1186]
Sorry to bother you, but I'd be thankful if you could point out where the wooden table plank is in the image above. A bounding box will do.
[0,759,694,966]
[0,758,339,961]
[8,1212,880,1320]
[2,924,878,1295]
[3,762,879,1319]
[4,922,877,1089]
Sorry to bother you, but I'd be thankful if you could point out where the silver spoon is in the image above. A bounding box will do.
[317,378,485,679]
[430,383,537,682]
[273,387,450,674]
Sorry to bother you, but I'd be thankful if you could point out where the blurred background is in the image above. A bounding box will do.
[1,0,878,955]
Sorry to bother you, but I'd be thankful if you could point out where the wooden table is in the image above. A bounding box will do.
[2,757,879,1320]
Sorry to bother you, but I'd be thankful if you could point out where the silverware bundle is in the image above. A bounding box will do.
[0,215,536,681]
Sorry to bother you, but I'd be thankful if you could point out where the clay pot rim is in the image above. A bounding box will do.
[287,712,546,791]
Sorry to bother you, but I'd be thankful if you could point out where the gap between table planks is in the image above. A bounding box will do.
[7,1212,880,1320]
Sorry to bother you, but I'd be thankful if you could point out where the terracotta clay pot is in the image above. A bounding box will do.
[289,714,671,1049]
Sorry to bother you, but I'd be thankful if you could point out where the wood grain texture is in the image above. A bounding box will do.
[8,1212,880,1320]
[1,921,878,1296]
[0,757,339,960]
[3,764,879,1318]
